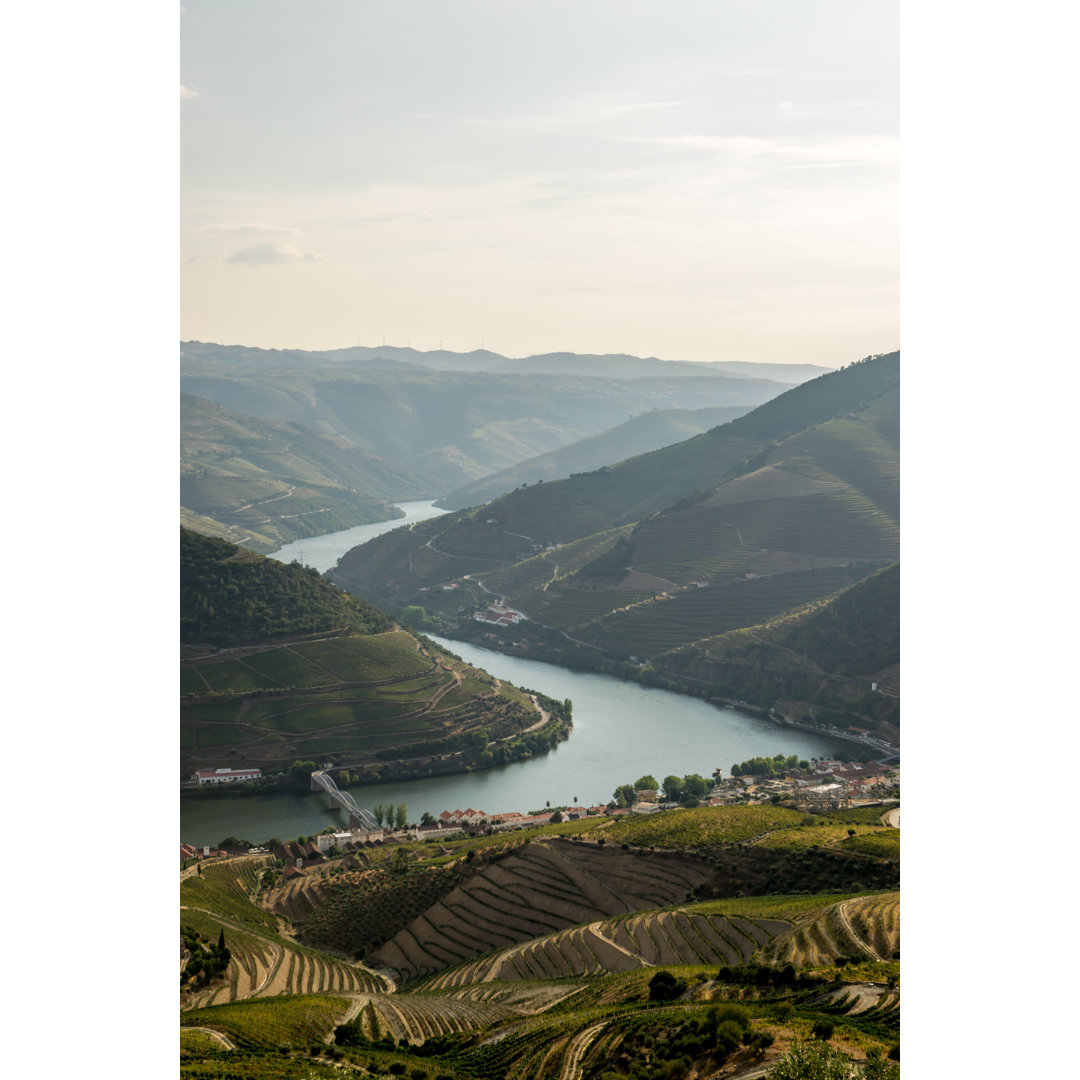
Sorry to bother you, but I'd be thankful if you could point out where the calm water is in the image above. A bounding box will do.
[271,500,449,572]
[181,602,848,846]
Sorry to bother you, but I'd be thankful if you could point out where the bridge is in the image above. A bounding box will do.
[311,770,379,830]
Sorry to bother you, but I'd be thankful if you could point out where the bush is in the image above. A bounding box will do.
[649,971,685,1001]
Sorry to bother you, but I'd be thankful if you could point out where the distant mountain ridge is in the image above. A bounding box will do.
[181,340,832,383]
[181,350,797,497]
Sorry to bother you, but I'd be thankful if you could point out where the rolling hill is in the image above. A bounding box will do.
[438,403,755,511]
[180,344,797,495]
[327,353,899,736]
[181,806,899,1079]
[180,529,564,778]
[181,394,433,553]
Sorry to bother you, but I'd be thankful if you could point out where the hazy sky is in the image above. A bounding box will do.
[181,0,898,366]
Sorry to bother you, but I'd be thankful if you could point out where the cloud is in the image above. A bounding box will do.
[776,100,808,120]
[601,101,687,115]
[202,223,300,236]
[180,84,198,100]
[225,243,323,266]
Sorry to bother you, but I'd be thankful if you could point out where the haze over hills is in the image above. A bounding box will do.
[181,394,434,552]
[180,343,800,499]
[438,403,756,510]
[330,353,899,739]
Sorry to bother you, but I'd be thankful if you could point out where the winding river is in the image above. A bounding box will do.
[180,503,849,846]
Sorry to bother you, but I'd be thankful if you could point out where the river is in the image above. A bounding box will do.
[272,500,449,572]
[180,505,850,846]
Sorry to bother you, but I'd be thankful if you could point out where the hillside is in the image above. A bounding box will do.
[181,806,899,1079]
[181,527,396,646]
[438,403,754,510]
[657,564,900,740]
[329,353,899,734]
[181,394,432,553]
[180,345,795,494]
[180,530,562,778]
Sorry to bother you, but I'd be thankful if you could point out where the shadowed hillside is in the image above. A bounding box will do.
[328,354,899,737]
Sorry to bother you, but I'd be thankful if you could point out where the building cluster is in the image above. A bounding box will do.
[472,602,527,628]
[710,759,899,810]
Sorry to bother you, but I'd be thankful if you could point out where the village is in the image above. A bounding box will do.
[181,756,899,871]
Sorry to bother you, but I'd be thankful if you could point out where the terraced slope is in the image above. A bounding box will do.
[419,906,793,989]
[371,839,712,980]
[762,892,900,968]
[181,530,555,775]
[181,857,391,1011]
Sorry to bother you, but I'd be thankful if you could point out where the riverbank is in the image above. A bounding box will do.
[182,695,572,800]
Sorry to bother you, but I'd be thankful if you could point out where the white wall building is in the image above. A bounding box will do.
[192,767,262,784]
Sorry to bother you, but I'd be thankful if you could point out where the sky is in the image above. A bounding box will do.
[4,6,1077,1077]
[181,0,899,367]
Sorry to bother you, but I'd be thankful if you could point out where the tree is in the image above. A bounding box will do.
[372,804,386,827]
[420,811,437,827]
[395,802,408,830]
[634,774,658,791]
[550,811,563,824]
[811,1020,835,1042]
[662,775,683,802]
[337,770,352,787]
[745,1031,774,1058]
[648,971,684,1001]
[682,773,708,799]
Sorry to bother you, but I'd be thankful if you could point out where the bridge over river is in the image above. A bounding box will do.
[311,771,378,830]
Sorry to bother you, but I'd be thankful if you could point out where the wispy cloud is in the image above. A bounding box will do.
[225,243,323,266]
[202,223,300,236]
[180,84,198,100]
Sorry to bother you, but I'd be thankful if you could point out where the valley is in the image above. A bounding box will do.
[180,348,900,1080]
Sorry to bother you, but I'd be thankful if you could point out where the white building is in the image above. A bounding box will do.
[192,767,262,785]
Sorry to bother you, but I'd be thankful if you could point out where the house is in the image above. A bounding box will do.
[439,807,488,825]
[192,767,262,785]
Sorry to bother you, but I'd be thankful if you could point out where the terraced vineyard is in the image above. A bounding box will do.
[762,892,900,968]
[181,994,352,1050]
[181,856,390,1011]
[418,906,794,989]
[181,815,900,1078]
[372,839,713,980]
[181,628,548,774]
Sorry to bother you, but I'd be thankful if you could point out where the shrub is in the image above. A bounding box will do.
[649,971,685,1001]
